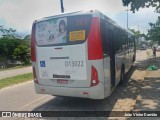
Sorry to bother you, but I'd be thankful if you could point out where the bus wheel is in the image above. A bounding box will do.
[120,65,125,83]
[133,55,135,62]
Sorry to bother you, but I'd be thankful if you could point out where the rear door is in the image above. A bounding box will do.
[35,15,92,87]
[100,21,111,96]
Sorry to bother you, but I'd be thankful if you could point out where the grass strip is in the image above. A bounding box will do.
[0,73,33,89]
[0,65,31,71]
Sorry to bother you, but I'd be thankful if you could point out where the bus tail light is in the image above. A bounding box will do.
[91,66,99,87]
[83,92,88,94]
[33,66,39,84]
[31,24,36,62]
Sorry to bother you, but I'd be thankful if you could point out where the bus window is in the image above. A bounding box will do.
[67,15,91,44]
[35,15,92,46]
[100,21,109,56]
[114,28,122,53]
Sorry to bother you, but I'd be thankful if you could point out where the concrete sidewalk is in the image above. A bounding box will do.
[133,51,160,111]
[133,70,160,111]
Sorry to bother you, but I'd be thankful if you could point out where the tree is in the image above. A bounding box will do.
[130,28,148,38]
[0,38,22,60]
[122,1,160,46]
[122,0,160,13]
[23,35,31,41]
[13,44,30,64]
[0,26,31,67]
[129,28,142,47]
[129,28,141,38]
[0,26,21,39]
[147,16,160,44]
[23,35,31,48]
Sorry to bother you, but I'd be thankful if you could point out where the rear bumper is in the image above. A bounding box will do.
[34,82,105,99]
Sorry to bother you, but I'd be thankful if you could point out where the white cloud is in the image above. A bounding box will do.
[0,0,60,33]
[0,0,158,35]
[106,6,159,34]
[64,0,127,14]
[127,7,159,33]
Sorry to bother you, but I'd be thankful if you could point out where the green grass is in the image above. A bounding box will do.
[0,73,33,89]
[0,64,31,71]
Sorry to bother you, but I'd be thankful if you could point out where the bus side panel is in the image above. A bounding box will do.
[32,62,41,94]
[115,52,126,85]
[103,57,111,97]
[125,35,136,74]
[125,48,131,73]
[87,59,105,99]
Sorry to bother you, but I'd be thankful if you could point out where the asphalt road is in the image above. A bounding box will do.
[0,81,53,111]
[0,66,32,80]
[0,50,149,119]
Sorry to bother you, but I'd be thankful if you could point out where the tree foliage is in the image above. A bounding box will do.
[129,28,141,38]
[0,38,22,60]
[122,0,160,45]
[129,29,141,47]
[0,26,21,39]
[0,26,30,66]
[23,35,31,41]
[13,45,29,63]
[23,35,31,47]
[122,0,160,13]
[130,28,148,38]
[147,16,160,44]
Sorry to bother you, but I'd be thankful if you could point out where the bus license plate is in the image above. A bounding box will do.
[57,79,68,84]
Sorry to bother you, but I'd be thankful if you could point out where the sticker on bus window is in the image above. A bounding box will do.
[69,30,85,41]
[35,18,67,46]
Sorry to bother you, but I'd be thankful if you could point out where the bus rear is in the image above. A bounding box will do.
[31,12,105,99]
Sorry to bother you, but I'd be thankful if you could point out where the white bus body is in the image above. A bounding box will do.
[31,10,136,99]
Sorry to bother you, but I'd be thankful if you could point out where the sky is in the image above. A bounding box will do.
[0,0,159,38]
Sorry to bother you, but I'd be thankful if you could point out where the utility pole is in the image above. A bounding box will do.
[60,0,64,13]
[125,9,129,29]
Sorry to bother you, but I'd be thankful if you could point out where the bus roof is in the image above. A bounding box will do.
[34,9,134,36]
[34,10,94,23]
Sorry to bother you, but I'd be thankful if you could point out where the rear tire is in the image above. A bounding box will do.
[133,55,135,62]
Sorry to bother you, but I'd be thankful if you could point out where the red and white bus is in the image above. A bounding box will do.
[31,10,136,99]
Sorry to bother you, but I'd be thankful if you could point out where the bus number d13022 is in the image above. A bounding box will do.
[65,61,84,67]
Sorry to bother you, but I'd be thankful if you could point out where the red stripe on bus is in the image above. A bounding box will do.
[31,24,36,62]
[87,17,103,60]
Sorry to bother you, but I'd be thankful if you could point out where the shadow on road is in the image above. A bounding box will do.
[133,77,160,111]
[133,55,160,111]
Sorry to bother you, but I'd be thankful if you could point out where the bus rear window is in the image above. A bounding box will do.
[35,15,92,46]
